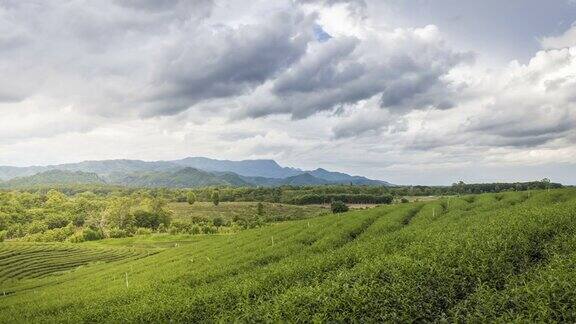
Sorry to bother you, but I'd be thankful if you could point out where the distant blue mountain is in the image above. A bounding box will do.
[0,157,392,187]
[172,157,302,179]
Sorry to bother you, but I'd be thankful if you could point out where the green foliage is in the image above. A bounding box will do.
[108,228,131,238]
[68,231,85,243]
[212,216,225,227]
[292,193,393,205]
[187,191,196,205]
[0,190,173,242]
[1,189,576,322]
[21,224,75,242]
[27,220,48,234]
[103,197,135,230]
[330,201,349,213]
[234,214,264,229]
[136,227,153,235]
[82,227,104,241]
[0,242,153,282]
[45,189,68,208]
[45,214,70,229]
[0,170,104,189]
[211,190,220,206]
[257,202,264,216]
[168,220,201,235]
[401,197,409,203]
[201,225,218,234]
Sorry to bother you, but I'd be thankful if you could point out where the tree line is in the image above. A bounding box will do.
[3,180,562,207]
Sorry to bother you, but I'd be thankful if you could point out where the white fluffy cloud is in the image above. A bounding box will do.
[541,24,576,49]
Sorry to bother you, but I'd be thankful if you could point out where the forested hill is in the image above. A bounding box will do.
[0,157,391,188]
[0,168,390,189]
[0,170,105,188]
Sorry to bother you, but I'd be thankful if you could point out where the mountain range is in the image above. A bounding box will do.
[0,157,391,188]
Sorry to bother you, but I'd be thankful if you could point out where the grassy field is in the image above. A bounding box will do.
[1,189,576,322]
[168,201,327,223]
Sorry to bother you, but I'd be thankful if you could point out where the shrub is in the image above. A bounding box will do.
[27,221,48,234]
[0,212,9,231]
[72,214,86,227]
[68,231,85,243]
[6,224,25,239]
[291,194,393,205]
[212,191,220,206]
[235,215,264,229]
[187,191,196,205]
[331,201,349,214]
[190,215,210,224]
[82,227,104,241]
[134,210,160,229]
[45,214,70,229]
[36,225,75,242]
[108,228,130,238]
[168,220,201,235]
[202,225,218,234]
[0,230,6,242]
[136,227,153,235]
[212,216,225,227]
[401,198,409,203]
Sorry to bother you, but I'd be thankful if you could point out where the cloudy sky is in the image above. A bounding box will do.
[1,0,575,185]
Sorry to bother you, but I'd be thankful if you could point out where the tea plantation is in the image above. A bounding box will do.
[1,189,576,322]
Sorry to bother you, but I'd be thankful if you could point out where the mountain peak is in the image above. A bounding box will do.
[173,157,300,179]
[0,157,391,187]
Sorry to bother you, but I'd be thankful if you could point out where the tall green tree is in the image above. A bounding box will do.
[211,190,220,206]
[187,191,196,205]
[102,197,134,230]
[541,178,551,191]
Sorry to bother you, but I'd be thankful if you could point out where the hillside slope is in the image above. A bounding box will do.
[0,170,105,188]
[0,157,391,186]
[113,167,251,188]
[173,157,302,179]
[3,189,575,321]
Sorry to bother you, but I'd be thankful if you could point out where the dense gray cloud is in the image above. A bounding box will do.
[0,0,466,119]
[0,0,575,185]
[140,10,315,116]
[236,24,471,119]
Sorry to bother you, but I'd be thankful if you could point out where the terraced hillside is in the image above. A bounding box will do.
[0,243,156,286]
[1,189,576,322]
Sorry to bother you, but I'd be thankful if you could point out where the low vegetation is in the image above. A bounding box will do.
[1,188,576,322]
[0,190,325,243]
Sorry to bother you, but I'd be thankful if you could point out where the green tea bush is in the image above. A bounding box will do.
[1,189,576,323]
